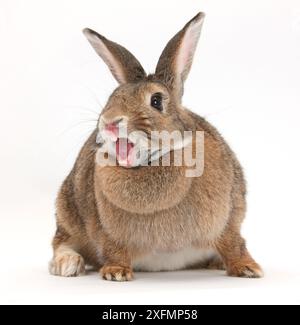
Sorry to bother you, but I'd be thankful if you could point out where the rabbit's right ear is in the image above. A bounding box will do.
[154,13,205,100]
[83,28,146,84]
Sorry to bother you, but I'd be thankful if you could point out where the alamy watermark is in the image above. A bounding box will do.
[96,127,204,178]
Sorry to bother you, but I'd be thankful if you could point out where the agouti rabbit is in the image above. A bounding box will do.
[49,12,263,281]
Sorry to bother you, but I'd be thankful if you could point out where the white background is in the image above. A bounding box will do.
[0,0,300,305]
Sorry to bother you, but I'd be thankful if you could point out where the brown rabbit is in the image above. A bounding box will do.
[49,12,263,281]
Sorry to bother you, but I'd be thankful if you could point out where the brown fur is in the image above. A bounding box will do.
[50,12,263,280]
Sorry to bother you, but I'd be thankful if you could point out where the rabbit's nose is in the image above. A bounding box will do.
[100,117,124,137]
[105,122,118,135]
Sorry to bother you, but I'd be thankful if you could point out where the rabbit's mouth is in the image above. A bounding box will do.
[115,137,135,167]
[96,127,151,168]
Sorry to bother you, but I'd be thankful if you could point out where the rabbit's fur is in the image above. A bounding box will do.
[49,13,263,280]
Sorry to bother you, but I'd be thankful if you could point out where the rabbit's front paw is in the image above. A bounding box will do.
[100,265,133,281]
[49,254,85,277]
[227,261,264,278]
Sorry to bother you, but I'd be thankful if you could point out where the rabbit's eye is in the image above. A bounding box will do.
[151,93,163,111]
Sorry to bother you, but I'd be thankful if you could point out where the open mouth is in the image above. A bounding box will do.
[97,126,153,167]
[116,137,135,167]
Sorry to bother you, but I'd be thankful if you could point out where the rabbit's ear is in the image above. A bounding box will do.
[83,28,146,84]
[154,12,205,100]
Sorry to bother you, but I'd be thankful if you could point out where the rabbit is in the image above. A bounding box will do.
[49,12,263,281]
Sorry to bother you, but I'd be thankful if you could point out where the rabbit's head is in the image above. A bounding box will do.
[83,12,205,168]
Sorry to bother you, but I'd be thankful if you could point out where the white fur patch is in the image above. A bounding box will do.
[133,247,216,272]
[241,267,264,278]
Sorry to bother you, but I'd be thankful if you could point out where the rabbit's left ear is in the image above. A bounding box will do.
[154,12,205,100]
[83,28,146,84]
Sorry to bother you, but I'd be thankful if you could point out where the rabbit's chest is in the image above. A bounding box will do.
[94,165,192,214]
[97,192,225,252]
[95,168,231,251]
